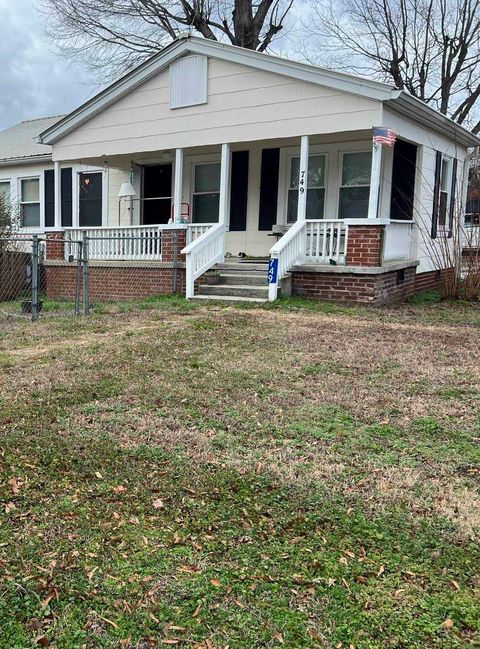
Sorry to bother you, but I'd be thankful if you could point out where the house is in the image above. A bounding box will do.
[33,34,478,304]
[0,116,103,233]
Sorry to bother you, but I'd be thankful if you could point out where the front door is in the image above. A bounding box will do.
[79,172,103,227]
[142,164,173,225]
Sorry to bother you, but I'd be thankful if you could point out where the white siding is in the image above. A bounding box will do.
[52,58,381,160]
[383,107,469,273]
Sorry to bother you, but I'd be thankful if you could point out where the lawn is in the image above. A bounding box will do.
[0,295,479,648]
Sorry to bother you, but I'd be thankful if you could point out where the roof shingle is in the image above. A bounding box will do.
[0,116,63,163]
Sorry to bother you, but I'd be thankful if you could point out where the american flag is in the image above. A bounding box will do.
[373,127,397,146]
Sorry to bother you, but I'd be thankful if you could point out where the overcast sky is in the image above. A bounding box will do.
[0,0,93,129]
[0,0,311,132]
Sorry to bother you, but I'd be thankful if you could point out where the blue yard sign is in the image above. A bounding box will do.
[268,258,278,284]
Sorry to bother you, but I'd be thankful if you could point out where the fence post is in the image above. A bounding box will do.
[82,232,90,315]
[31,235,39,322]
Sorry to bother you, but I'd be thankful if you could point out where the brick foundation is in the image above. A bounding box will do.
[46,264,185,301]
[291,267,452,306]
[413,269,443,294]
[292,266,417,305]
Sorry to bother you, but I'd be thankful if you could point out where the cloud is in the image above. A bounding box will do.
[0,0,93,129]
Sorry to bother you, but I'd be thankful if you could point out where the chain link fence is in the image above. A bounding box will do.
[0,235,85,322]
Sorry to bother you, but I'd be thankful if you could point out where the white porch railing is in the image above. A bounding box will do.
[268,219,348,300]
[383,221,414,262]
[187,223,217,244]
[64,225,163,261]
[181,223,226,298]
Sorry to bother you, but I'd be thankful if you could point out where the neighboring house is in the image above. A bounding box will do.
[31,34,479,304]
[0,117,103,232]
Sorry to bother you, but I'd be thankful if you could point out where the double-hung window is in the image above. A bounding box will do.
[287,154,326,222]
[438,156,452,229]
[20,178,40,227]
[338,151,372,219]
[192,162,221,223]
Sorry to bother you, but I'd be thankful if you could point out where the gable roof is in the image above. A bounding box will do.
[0,116,63,165]
[37,35,479,149]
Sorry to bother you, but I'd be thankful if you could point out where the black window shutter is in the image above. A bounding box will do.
[229,151,249,231]
[448,158,458,238]
[258,148,280,231]
[44,170,55,228]
[61,168,73,227]
[431,151,442,239]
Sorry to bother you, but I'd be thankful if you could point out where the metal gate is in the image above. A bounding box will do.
[0,235,85,321]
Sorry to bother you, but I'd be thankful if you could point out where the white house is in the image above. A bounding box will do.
[27,35,480,303]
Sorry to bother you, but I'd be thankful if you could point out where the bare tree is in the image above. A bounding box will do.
[308,0,480,133]
[38,0,294,80]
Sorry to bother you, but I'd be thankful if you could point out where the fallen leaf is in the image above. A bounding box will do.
[8,477,21,495]
[273,632,285,644]
[449,580,460,591]
[327,578,336,587]
[153,499,165,509]
[95,472,103,479]
[5,502,16,514]
[210,578,221,587]
[192,603,202,617]
[377,565,385,577]
[441,619,454,629]
[35,637,50,647]
[113,485,127,494]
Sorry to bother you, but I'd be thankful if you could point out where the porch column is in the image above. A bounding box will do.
[367,138,382,219]
[54,161,61,228]
[297,135,310,222]
[173,148,183,224]
[218,143,231,227]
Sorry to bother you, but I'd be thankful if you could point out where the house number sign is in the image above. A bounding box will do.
[299,170,305,193]
[268,258,278,284]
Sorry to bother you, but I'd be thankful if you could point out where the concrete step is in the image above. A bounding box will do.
[198,284,269,299]
[219,273,267,287]
[190,294,268,303]
[215,262,268,272]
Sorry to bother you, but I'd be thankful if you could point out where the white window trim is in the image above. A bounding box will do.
[184,153,221,224]
[191,160,222,224]
[338,149,372,220]
[19,175,43,230]
[277,141,372,226]
[286,152,328,223]
[437,154,453,232]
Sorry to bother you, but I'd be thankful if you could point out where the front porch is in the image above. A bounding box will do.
[45,131,419,304]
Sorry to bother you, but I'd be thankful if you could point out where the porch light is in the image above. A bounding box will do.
[118,181,136,198]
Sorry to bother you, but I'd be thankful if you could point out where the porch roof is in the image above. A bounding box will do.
[37,35,480,151]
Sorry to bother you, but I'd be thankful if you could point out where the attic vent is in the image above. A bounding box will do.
[170,55,208,109]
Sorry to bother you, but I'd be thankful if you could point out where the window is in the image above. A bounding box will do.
[192,163,220,223]
[0,181,10,201]
[20,178,40,227]
[438,156,451,229]
[338,151,372,219]
[287,154,326,223]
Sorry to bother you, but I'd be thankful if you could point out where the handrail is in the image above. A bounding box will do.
[268,219,349,300]
[268,220,306,300]
[181,222,226,298]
